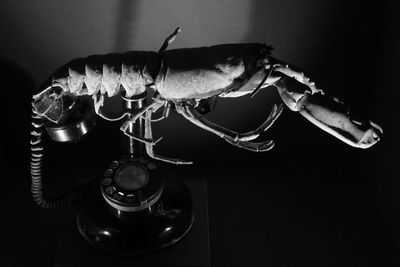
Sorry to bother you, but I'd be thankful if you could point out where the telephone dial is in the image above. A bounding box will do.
[30,91,194,254]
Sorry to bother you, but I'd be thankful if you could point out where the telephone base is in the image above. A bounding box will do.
[75,176,194,255]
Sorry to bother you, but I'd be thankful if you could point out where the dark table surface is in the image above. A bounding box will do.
[3,148,399,267]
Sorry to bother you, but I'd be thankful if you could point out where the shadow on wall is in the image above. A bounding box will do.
[114,1,138,52]
[0,57,34,183]
[246,0,384,102]
[97,0,139,115]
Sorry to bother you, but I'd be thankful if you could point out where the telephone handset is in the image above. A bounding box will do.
[32,84,97,143]
[30,92,98,209]
[43,97,97,143]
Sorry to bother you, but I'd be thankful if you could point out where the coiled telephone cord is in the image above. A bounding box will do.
[30,101,86,209]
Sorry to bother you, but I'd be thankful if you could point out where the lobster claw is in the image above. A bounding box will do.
[296,92,382,149]
[272,66,383,149]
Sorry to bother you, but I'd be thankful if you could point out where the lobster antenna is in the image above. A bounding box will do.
[159,27,181,53]
[32,86,52,100]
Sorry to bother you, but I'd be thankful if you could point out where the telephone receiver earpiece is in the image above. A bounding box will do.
[44,97,97,143]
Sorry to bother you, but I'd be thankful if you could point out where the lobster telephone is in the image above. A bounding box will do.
[31,26,383,256]
[30,92,194,254]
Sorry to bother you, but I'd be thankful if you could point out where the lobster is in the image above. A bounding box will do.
[32,27,383,168]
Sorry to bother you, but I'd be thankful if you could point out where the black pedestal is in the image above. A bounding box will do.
[54,179,210,267]
[77,175,194,254]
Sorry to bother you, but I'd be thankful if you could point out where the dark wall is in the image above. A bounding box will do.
[0,1,398,266]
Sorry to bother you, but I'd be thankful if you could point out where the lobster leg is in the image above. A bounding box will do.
[235,103,283,141]
[176,104,277,152]
[184,103,282,141]
[144,109,193,165]
[186,104,283,141]
[270,62,383,148]
[120,97,166,132]
[123,131,163,146]
[151,102,171,122]
[120,97,167,145]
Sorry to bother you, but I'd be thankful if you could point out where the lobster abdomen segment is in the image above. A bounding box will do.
[47,51,160,98]
[156,43,272,99]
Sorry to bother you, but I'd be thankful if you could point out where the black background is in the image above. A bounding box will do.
[1,1,399,266]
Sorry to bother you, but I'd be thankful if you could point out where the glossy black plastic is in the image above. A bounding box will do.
[75,92,194,255]
[76,176,194,255]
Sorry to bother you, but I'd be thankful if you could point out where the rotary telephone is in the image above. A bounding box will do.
[30,92,194,254]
